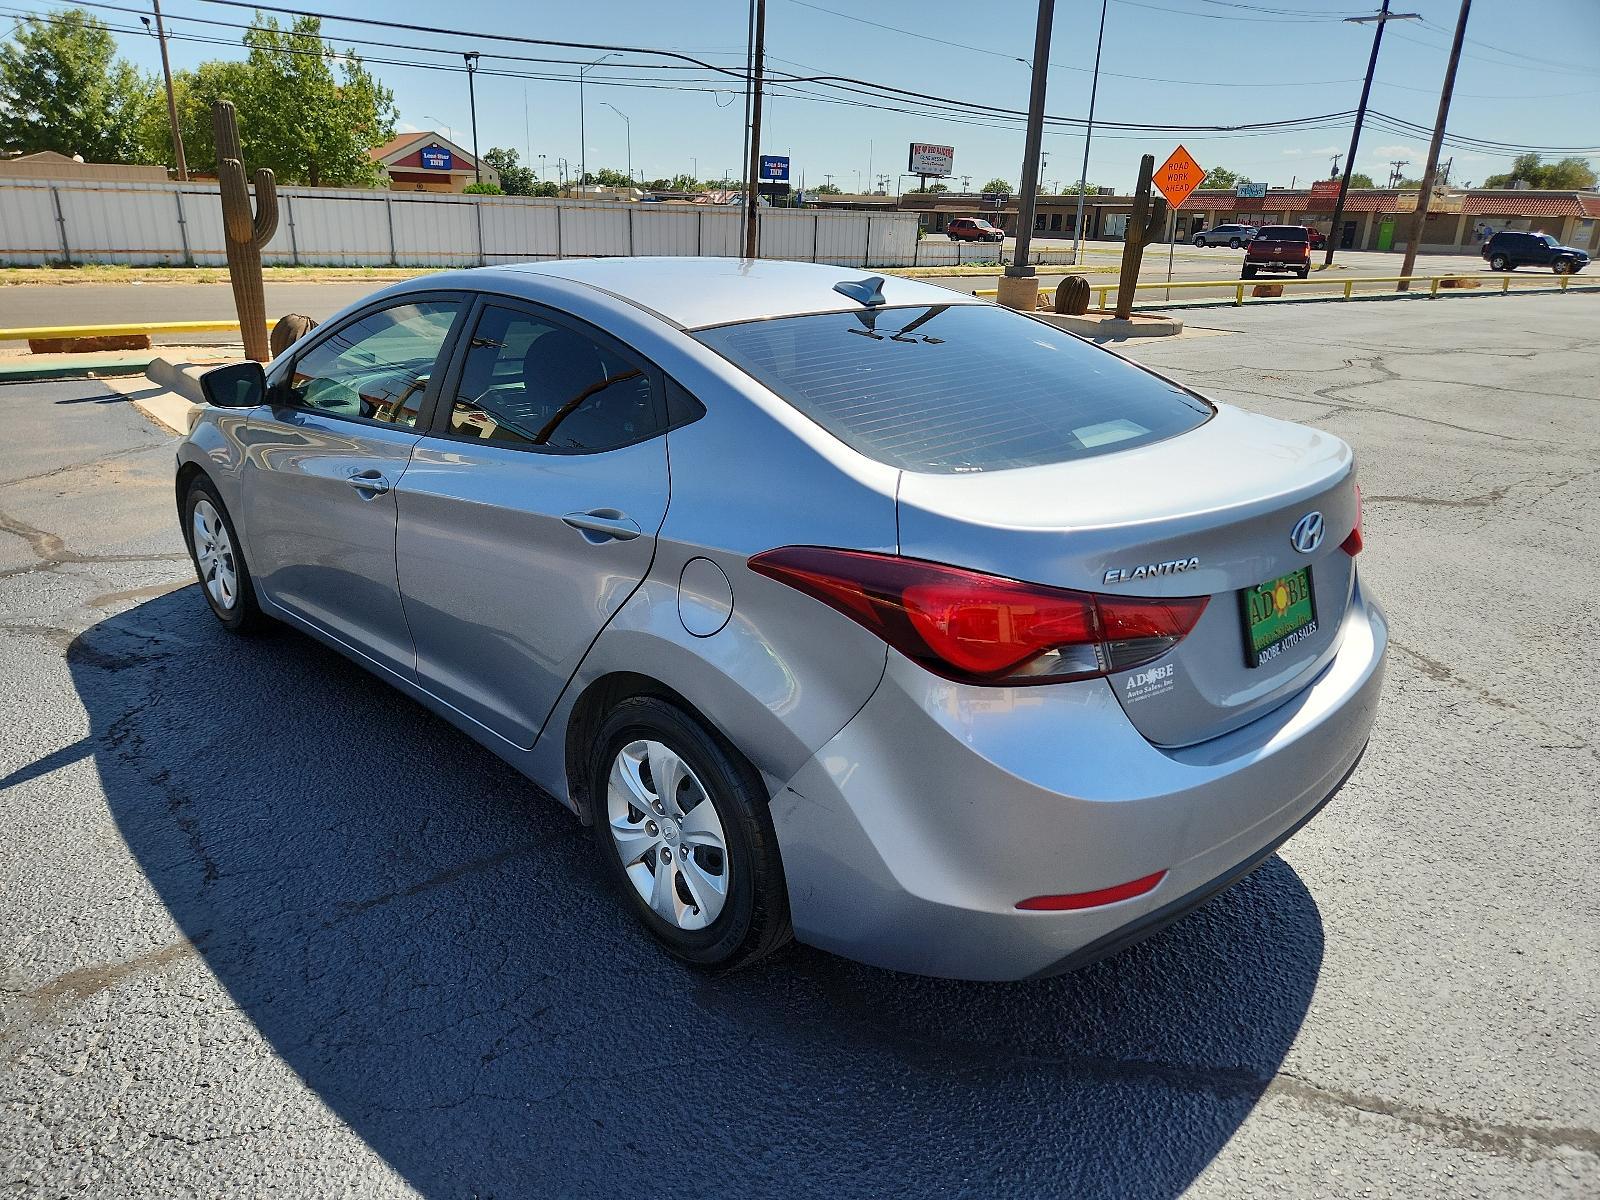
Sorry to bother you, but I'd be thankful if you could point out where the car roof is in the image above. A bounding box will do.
[474,257,985,329]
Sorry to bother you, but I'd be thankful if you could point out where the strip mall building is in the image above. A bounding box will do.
[815,187,1600,255]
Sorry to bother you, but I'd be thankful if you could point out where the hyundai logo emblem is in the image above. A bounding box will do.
[1290,511,1325,554]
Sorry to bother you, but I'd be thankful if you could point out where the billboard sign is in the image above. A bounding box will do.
[1309,178,1342,204]
[419,145,453,171]
[759,155,790,182]
[1235,180,1267,199]
[908,142,955,177]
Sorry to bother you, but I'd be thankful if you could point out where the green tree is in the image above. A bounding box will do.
[463,181,502,195]
[530,180,559,197]
[483,147,537,194]
[1200,166,1242,189]
[1482,152,1596,190]
[1347,172,1376,188]
[236,16,396,187]
[812,182,842,195]
[0,9,161,163]
[980,177,1012,193]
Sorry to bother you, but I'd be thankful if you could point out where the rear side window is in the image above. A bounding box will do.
[446,304,658,453]
[693,304,1211,474]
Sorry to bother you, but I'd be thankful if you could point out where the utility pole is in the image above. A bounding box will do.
[1330,152,1342,177]
[1439,156,1453,186]
[1399,0,1470,289]
[463,52,482,185]
[1072,0,1107,265]
[1324,1,1419,265]
[1387,159,1409,188]
[1000,0,1057,310]
[743,0,766,259]
[144,2,187,180]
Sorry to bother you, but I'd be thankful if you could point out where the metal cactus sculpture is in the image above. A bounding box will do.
[1113,154,1168,321]
[213,100,278,362]
[1055,275,1091,316]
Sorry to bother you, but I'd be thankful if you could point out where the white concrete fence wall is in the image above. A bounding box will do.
[0,178,937,269]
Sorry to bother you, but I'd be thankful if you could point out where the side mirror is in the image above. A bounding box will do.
[200,361,267,409]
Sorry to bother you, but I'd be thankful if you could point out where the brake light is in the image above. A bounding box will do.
[748,547,1208,686]
[1341,485,1364,555]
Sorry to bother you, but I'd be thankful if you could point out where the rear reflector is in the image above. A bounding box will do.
[1341,484,1364,556]
[748,547,1208,686]
[1016,870,1168,911]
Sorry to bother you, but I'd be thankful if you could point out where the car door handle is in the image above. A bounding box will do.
[347,470,390,496]
[562,509,642,542]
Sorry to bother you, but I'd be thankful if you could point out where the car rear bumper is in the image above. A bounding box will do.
[769,574,1387,981]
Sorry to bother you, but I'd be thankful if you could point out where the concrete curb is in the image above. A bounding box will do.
[0,353,157,384]
[1131,280,1600,315]
[1037,311,1184,339]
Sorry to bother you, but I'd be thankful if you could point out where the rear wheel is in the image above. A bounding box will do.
[590,696,791,971]
[1297,266,1310,279]
[1490,254,1510,271]
[182,477,265,633]
[1242,265,1257,279]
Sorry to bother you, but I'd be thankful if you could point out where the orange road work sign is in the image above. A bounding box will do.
[1153,145,1205,208]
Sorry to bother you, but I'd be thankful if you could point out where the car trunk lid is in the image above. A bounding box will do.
[895,403,1359,747]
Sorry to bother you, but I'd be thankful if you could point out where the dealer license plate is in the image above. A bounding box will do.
[1240,567,1317,668]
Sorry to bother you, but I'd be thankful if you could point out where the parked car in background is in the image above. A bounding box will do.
[180,258,1383,981]
[1482,230,1589,274]
[1193,224,1258,248]
[947,217,1005,243]
[1307,227,1327,251]
[1243,226,1313,279]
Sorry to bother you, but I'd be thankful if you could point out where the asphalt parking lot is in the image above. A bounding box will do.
[1,291,1596,1198]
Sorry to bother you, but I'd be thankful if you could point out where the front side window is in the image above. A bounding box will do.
[694,303,1212,474]
[285,299,459,426]
[446,305,659,452]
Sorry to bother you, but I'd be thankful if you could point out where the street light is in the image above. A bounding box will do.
[579,52,622,187]
[463,52,482,185]
[422,114,456,145]
[602,102,631,187]
[538,153,546,180]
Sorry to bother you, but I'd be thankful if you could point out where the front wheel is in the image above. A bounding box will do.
[1490,254,1510,271]
[1228,237,1242,249]
[1552,258,1573,275]
[590,696,792,971]
[1193,235,1206,247]
[182,477,265,633]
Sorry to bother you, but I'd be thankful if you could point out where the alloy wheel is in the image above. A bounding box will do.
[606,739,729,930]
[191,497,238,611]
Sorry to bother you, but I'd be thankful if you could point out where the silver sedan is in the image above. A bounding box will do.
[179,258,1385,981]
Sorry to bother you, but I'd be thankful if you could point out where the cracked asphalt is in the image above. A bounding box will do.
[1,292,1596,1199]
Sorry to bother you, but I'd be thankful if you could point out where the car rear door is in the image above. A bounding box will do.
[395,297,676,748]
[243,294,466,679]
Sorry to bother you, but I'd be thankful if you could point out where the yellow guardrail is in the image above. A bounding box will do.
[974,272,1589,308]
[0,318,276,342]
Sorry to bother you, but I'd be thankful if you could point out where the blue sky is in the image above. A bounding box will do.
[36,0,1600,190]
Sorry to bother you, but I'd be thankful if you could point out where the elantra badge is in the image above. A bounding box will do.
[1103,557,1199,584]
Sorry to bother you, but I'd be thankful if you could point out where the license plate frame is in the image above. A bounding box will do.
[1239,566,1317,668]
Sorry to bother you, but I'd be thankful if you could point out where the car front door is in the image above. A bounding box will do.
[242,295,465,679]
[395,298,678,748]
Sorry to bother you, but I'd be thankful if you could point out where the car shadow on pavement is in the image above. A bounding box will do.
[70,587,1325,1200]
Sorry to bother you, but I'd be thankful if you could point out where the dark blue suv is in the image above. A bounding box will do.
[1482,230,1589,274]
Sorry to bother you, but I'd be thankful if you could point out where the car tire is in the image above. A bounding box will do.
[182,475,266,633]
[1490,254,1510,271]
[1298,266,1310,279]
[1552,258,1572,275]
[1193,235,1206,247]
[589,695,792,972]
[1228,238,1242,249]
[1242,265,1257,279]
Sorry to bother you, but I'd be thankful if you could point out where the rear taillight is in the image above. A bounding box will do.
[1341,485,1364,555]
[749,547,1208,686]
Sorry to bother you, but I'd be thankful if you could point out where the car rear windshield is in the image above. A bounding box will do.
[691,303,1212,474]
[1257,227,1308,241]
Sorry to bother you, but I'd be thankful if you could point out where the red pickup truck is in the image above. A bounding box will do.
[1242,226,1313,279]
